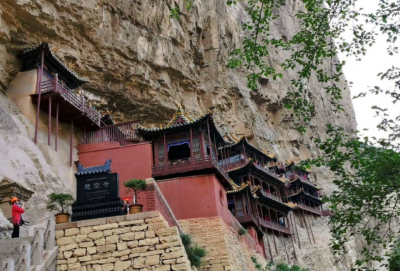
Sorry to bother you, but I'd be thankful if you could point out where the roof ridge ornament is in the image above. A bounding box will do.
[77,159,112,175]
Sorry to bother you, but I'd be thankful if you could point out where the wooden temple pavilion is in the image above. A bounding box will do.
[137,107,231,188]
[17,42,102,166]
[219,136,277,172]
[283,161,324,216]
[226,161,293,235]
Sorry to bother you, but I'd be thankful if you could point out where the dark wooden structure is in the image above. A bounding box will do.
[137,108,231,188]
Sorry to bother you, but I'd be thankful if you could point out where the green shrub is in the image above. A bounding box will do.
[251,256,310,271]
[46,193,75,214]
[180,233,207,268]
[389,238,400,270]
[123,179,146,204]
[238,228,248,235]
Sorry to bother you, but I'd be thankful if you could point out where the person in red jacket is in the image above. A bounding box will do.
[10,197,24,238]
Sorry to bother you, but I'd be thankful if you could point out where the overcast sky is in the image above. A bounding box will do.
[338,1,400,139]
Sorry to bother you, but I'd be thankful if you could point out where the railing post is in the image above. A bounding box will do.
[54,73,58,92]
[32,227,44,266]
[18,241,31,271]
[81,95,85,113]
[98,111,101,126]
[45,215,56,251]
[2,258,15,271]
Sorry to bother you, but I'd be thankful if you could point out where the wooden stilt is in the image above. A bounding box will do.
[164,133,167,171]
[34,46,45,144]
[265,229,274,262]
[279,230,290,264]
[272,231,278,255]
[301,210,312,243]
[292,212,301,249]
[304,211,316,243]
[55,103,59,151]
[48,97,52,146]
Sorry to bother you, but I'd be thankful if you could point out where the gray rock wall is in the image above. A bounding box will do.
[0,0,357,269]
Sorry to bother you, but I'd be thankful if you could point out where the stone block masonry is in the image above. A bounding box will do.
[55,211,192,271]
[179,217,268,271]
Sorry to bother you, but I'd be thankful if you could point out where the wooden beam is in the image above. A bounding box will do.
[34,46,45,144]
[55,103,59,151]
[48,96,52,146]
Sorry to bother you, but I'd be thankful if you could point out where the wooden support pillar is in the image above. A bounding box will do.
[279,230,289,264]
[190,127,194,166]
[304,211,316,243]
[200,131,205,159]
[292,212,301,248]
[301,210,312,243]
[34,46,45,144]
[287,214,298,262]
[70,119,73,167]
[48,97,52,146]
[55,103,59,151]
[164,133,167,171]
[265,229,274,262]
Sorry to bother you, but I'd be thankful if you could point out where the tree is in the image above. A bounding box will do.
[123,179,146,204]
[170,0,400,268]
[46,193,75,214]
[224,0,400,269]
[180,233,207,268]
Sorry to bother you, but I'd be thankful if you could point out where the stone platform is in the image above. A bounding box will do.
[55,211,192,271]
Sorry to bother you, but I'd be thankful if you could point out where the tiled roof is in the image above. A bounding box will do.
[18,42,89,89]
[77,159,112,175]
[221,137,277,162]
[137,108,229,144]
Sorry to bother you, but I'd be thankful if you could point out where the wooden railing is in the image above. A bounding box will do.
[82,120,140,144]
[152,156,230,181]
[41,74,101,126]
[288,173,316,187]
[233,214,292,235]
[260,189,283,203]
[298,204,322,215]
[258,217,292,235]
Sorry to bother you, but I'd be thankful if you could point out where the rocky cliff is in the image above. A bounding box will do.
[0,0,357,270]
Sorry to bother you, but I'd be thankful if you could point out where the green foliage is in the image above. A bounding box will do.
[170,7,180,19]
[251,256,308,271]
[46,193,75,214]
[169,0,193,19]
[227,0,400,269]
[180,233,207,268]
[123,179,146,204]
[238,228,248,235]
[389,239,400,271]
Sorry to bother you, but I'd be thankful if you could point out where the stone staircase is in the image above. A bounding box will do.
[0,215,58,271]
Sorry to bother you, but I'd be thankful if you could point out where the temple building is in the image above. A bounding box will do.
[7,42,102,166]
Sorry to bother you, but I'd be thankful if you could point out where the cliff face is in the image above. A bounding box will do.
[0,0,357,270]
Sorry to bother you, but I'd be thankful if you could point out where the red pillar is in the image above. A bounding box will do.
[48,97,52,146]
[34,46,45,144]
[55,103,59,151]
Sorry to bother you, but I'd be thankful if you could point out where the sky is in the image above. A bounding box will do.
[338,1,400,139]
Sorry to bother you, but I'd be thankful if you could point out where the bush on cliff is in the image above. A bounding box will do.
[180,233,207,268]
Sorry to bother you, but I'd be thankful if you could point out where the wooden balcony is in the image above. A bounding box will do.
[82,120,140,145]
[258,218,292,235]
[31,73,101,131]
[298,204,322,216]
[152,156,230,183]
[234,214,292,235]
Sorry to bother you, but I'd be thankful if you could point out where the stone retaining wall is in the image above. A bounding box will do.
[179,217,268,271]
[55,211,192,271]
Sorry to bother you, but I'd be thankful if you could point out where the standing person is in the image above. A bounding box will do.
[122,199,130,215]
[10,197,24,238]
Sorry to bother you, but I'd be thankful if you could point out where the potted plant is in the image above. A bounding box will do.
[46,193,75,224]
[123,179,146,214]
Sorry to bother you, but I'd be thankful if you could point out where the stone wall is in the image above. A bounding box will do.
[179,217,268,271]
[55,211,192,271]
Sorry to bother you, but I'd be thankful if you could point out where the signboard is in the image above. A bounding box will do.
[76,173,119,203]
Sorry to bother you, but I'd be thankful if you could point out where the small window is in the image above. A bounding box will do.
[193,138,200,153]
[168,143,190,161]
[158,144,165,159]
